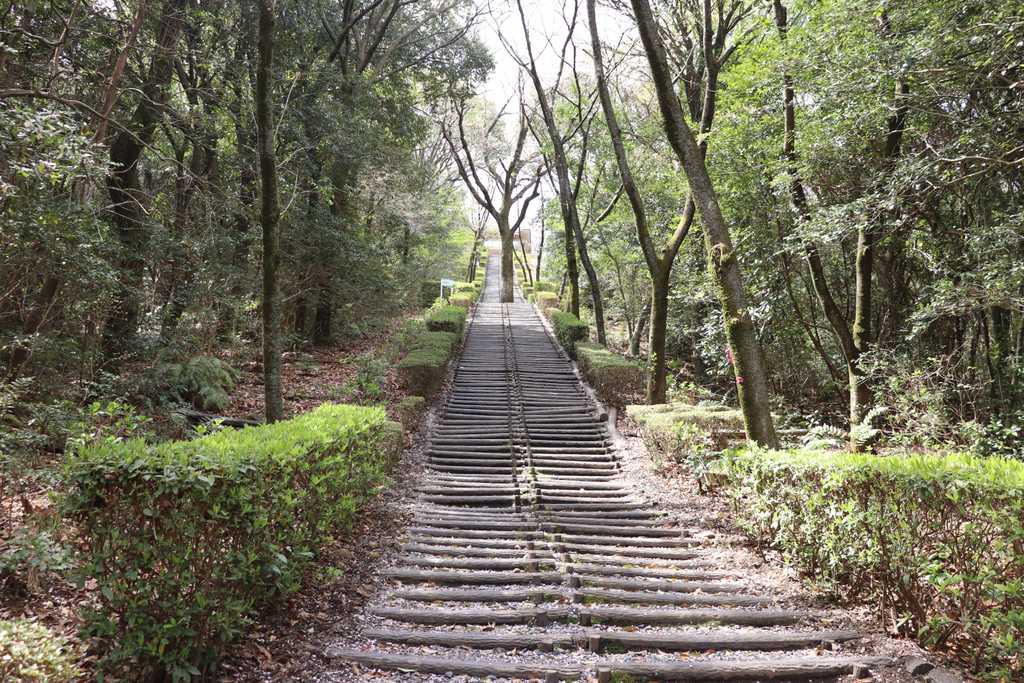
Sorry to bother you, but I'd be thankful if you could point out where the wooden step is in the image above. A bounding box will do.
[326,648,584,681]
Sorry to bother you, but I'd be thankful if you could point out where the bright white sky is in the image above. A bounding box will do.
[468,0,637,243]
[477,0,634,104]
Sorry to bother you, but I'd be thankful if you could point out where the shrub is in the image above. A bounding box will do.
[720,448,1024,679]
[337,355,388,404]
[530,290,559,311]
[418,280,441,308]
[425,304,467,335]
[627,402,745,490]
[396,330,458,398]
[0,619,81,683]
[395,395,427,434]
[450,293,473,309]
[455,282,478,296]
[64,404,398,680]
[576,343,643,407]
[534,279,557,292]
[550,311,589,358]
[149,356,239,412]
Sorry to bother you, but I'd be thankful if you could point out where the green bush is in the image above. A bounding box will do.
[455,282,478,296]
[534,279,557,292]
[418,280,441,308]
[153,356,239,412]
[550,310,589,358]
[627,402,745,490]
[63,404,398,680]
[395,395,427,433]
[450,293,473,309]
[720,448,1024,679]
[0,619,81,682]
[336,354,388,404]
[531,290,559,311]
[576,343,643,407]
[396,330,458,398]
[425,304,467,335]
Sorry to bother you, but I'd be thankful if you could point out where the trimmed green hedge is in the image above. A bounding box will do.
[721,449,1024,679]
[628,402,745,455]
[550,310,588,358]
[425,304,467,335]
[534,279,557,292]
[576,343,643,406]
[529,290,559,311]
[450,293,473,309]
[627,402,746,491]
[396,329,458,398]
[64,404,399,680]
[0,619,81,682]
[418,280,441,308]
[395,395,427,433]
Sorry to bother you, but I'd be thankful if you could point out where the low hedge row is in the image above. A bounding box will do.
[549,310,589,358]
[576,343,644,407]
[628,402,745,454]
[64,404,401,680]
[627,402,746,491]
[418,280,440,308]
[720,449,1024,679]
[425,303,467,335]
[530,290,559,310]
[396,320,459,398]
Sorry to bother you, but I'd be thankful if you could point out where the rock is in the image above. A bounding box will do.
[852,664,872,679]
[926,667,964,683]
[900,656,934,676]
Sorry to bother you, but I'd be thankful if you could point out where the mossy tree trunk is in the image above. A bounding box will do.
[590,0,694,403]
[773,0,907,448]
[631,0,778,446]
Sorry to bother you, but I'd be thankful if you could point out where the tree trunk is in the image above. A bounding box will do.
[571,219,607,344]
[629,299,650,358]
[103,0,188,357]
[563,219,580,314]
[499,223,515,303]
[632,0,778,447]
[518,230,534,286]
[313,277,333,344]
[647,272,671,403]
[534,216,545,283]
[466,235,480,282]
[257,0,283,422]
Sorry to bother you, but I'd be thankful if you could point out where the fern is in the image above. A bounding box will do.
[851,405,888,450]
[802,424,846,450]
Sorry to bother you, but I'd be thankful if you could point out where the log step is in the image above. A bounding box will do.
[325,648,584,681]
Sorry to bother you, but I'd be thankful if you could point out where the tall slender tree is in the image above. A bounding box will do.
[103,0,188,356]
[442,98,543,302]
[773,0,908,448]
[588,0,692,401]
[630,0,778,446]
[513,0,607,343]
[257,0,283,422]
